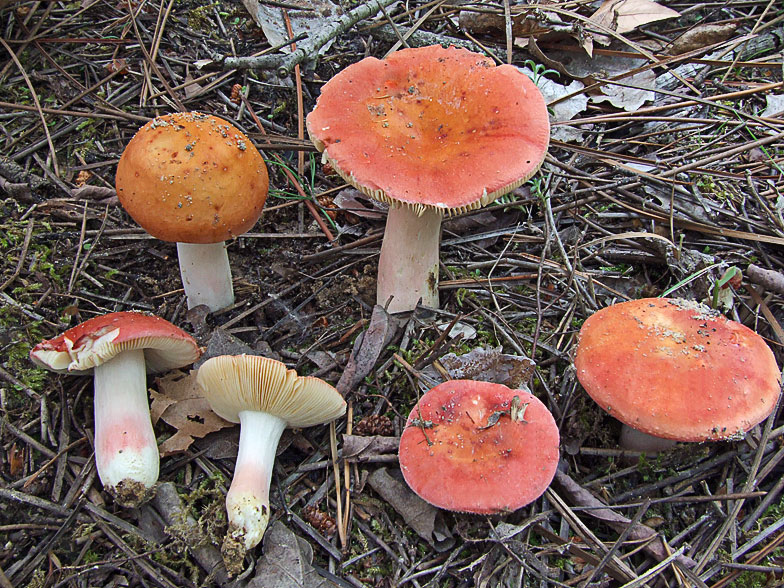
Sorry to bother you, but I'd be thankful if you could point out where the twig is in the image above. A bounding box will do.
[329,420,346,550]
[220,0,399,75]
[747,264,784,296]
[152,482,231,586]
[0,218,33,293]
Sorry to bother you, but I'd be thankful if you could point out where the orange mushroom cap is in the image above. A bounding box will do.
[306,45,550,214]
[575,298,782,442]
[398,380,559,514]
[116,112,269,244]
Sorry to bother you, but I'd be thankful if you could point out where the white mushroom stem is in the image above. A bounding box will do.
[176,242,234,312]
[619,425,677,454]
[225,410,287,552]
[377,206,442,314]
[92,348,159,502]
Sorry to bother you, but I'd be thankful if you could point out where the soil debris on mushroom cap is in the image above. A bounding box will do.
[306,44,550,215]
[115,111,269,244]
[398,379,559,514]
[574,297,782,442]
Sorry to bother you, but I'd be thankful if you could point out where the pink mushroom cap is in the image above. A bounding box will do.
[399,380,559,514]
[575,298,782,442]
[30,311,201,374]
[306,45,550,214]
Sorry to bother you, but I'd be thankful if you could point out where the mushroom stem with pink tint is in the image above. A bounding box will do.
[196,354,346,575]
[306,45,550,314]
[176,242,233,311]
[116,112,270,313]
[30,312,201,506]
[92,349,159,493]
[377,207,441,310]
[224,411,286,553]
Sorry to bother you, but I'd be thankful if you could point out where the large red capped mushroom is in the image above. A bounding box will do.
[575,298,782,449]
[307,45,550,313]
[31,312,201,506]
[398,380,559,514]
[116,112,269,312]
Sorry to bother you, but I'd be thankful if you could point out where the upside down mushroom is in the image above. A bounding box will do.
[196,354,346,574]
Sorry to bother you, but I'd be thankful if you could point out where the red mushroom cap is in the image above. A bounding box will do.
[115,112,269,244]
[575,298,782,442]
[398,380,559,514]
[306,45,550,214]
[30,311,201,375]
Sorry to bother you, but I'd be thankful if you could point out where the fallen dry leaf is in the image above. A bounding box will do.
[342,434,399,462]
[592,69,656,111]
[667,22,738,55]
[242,0,343,56]
[458,7,551,38]
[333,188,387,220]
[150,370,233,456]
[336,305,398,395]
[438,346,535,389]
[590,0,680,35]
[762,94,784,118]
[249,522,335,588]
[367,467,454,551]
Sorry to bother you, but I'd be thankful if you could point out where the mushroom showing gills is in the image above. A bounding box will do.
[196,355,346,574]
[30,312,201,506]
[399,380,559,513]
[306,45,550,313]
[574,298,782,452]
[116,112,269,312]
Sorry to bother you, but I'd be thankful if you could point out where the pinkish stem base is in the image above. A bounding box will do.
[93,348,159,505]
[222,410,286,574]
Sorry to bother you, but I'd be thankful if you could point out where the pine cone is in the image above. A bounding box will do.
[302,505,337,537]
[354,414,394,436]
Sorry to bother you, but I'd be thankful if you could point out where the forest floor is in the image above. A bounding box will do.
[1,0,784,587]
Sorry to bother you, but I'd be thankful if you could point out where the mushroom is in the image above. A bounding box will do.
[574,298,782,452]
[195,354,346,573]
[306,45,550,313]
[398,380,559,513]
[115,112,269,312]
[30,312,201,506]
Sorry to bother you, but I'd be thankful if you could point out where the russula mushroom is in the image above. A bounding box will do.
[574,298,782,452]
[30,312,201,506]
[398,380,559,513]
[306,45,550,313]
[196,354,346,574]
[115,112,269,312]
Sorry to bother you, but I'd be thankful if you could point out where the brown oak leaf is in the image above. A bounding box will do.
[150,370,233,456]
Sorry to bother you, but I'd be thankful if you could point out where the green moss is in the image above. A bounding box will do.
[0,311,48,403]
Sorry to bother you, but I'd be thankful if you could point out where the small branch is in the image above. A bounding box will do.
[747,264,784,296]
[152,482,232,586]
[220,0,399,75]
